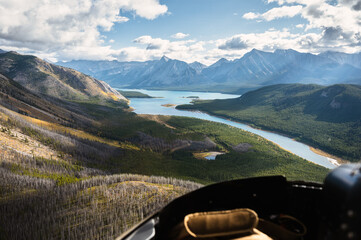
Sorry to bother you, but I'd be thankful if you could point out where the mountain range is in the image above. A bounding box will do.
[58,49,361,93]
[0,51,127,103]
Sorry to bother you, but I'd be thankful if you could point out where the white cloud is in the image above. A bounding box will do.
[242,12,260,20]
[121,35,208,64]
[264,0,361,34]
[113,47,152,62]
[0,0,168,61]
[218,37,248,50]
[133,35,170,50]
[120,0,168,20]
[171,33,190,39]
[244,0,361,54]
[263,5,303,20]
[114,16,130,23]
[243,5,303,21]
[216,29,322,54]
[267,0,318,4]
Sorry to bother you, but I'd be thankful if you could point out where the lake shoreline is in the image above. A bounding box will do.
[177,107,342,168]
[309,147,347,166]
[126,89,339,169]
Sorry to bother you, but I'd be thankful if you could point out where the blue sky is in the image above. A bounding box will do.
[104,0,288,47]
[0,0,360,65]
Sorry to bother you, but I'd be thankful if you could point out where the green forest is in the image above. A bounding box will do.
[76,101,329,183]
[177,84,361,162]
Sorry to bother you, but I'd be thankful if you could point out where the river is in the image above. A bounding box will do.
[121,89,338,169]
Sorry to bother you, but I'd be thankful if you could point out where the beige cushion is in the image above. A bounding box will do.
[183,208,270,239]
[169,208,274,240]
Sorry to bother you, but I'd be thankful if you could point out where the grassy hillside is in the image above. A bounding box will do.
[0,52,127,103]
[0,75,330,239]
[177,84,361,162]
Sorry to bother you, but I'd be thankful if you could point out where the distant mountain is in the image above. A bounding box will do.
[0,49,6,54]
[319,51,361,69]
[131,56,201,87]
[58,59,133,78]
[61,56,202,89]
[59,49,361,93]
[177,83,361,161]
[201,49,361,89]
[0,51,127,102]
[189,61,207,74]
[201,58,233,83]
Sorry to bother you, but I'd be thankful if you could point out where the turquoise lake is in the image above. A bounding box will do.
[121,89,338,169]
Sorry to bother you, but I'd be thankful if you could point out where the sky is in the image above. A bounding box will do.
[0,0,360,65]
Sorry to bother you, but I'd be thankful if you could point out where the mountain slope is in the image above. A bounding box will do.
[189,61,207,74]
[177,84,361,161]
[0,73,92,127]
[0,52,127,102]
[129,56,200,88]
[101,56,201,89]
[319,51,361,69]
[58,59,126,76]
[59,56,200,89]
[202,49,361,89]
[59,49,361,93]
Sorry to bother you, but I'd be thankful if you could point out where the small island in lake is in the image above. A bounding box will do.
[161,104,177,108]
[118,90,156,98]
